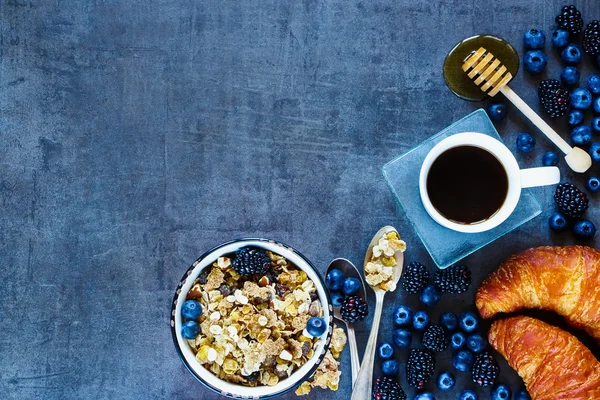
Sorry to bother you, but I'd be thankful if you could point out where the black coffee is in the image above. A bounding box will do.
[426,146,508,224]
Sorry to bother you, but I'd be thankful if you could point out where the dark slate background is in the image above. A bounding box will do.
[2,1,600,399]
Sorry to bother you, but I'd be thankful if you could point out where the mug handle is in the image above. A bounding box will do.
[520,166,560,188]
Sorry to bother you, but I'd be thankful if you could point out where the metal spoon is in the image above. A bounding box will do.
[351,226,405,400]
[326,258,367,387]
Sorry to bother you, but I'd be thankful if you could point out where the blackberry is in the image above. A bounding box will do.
[372,376,407,400]
[232,247,271,276]
[422,325,449,352]
[583,20,600,55]
[555,5,583,35]
[401,262,429,294]
[471,352,499,387]
[245,371,260,383]
[554,183,589,218]
[406,349,435,389]
[340,296,369,323]
[433,265,471,294]
[538,79,570,118]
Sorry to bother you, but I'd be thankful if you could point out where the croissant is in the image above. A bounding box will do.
[489,316,600,399]
[476,245,600,341]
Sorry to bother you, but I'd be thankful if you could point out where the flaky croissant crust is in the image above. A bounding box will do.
[477,245,600,341]
[489,316,600,400]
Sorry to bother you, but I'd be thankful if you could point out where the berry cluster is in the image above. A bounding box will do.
[401,261,472,303]
[550,183,596,240]
[325,268,369,323]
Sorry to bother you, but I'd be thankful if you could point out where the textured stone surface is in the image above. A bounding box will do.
[2,0,600,399]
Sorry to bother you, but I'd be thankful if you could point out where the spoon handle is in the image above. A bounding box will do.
[346,323,360,386]
[351,292,384,400]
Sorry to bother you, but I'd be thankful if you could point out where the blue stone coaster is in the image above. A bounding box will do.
[382,109,541,269]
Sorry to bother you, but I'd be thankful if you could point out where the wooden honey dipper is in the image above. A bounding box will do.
[462,47,591,173]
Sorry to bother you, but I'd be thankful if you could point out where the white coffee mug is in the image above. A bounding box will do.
[419,132,560,233]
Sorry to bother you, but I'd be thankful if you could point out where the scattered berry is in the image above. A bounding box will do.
[326,269,344,291]
[433,265,471,293]
[570,125,592,145]
[422,325,449,352]
[452,349,474,372]
[406,349,436,389]
[587,177,600,192]
[583,20,600,55]
[573,220,596,240]
[459,312,479,333]
[413,393,435,400]
[330,291,344,307]
[552,29,570,48]
[392,305,413,327]
[420,284,441,307]
[340,295,368,323]
[491,383,512,400]
[560,66,580,85]
[593,117,600,134]
[437,371,455,391]
[343,277,361,296]
[538,79,570,118]
[487,103,507,121]
[588,75,600,94]
[440,311,458,331]
[382,359,400,377]
[392,328,412,348]
[181,299,203,320]
[471,351,499,387]
[306,317,327,337]
[401,261,429,294]
[413,310,430,330]
[555,5,583,35]
[232,247,271,276]
[523,29,545,49]
[548,212,568,232]
[523,50,547,73]
[459,390,478,400]
[378,341,395,360]
[181,320,200,339]
[570,88,592,109]
[514,388,532,400]
[568,109,584,126]
[594,97,600,113]
[589,142,600,163]
[372,376,407,400]
[451,331,467,349]
[467,333,487,353]
[554,183,589,218]
[561,43,582,64]
[542,151,560,166]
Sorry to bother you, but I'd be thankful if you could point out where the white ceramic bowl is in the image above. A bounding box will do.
[170,238,333,399]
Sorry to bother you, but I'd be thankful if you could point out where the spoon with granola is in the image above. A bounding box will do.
[351,226,406,400]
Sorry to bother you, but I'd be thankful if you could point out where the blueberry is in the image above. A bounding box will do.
[514,388,532,400]
[588,177,600,192]
[570,88,592,109]
[326,269,344,291]
[437,371,455,391]
[419,284,441,307]
[487,103,507,122]
[523,50,547,73]
[181,299,203,320]
[306,317,327,337]
[378,341,395,360]
[491,383,511,400]
[392,305,413,327]
[414,393,435,400]
[542,151,559,166]
[516,133,536,152]
[330,291,344,307]
[392,328,412,348]
[342,277,361,296]
[459,389,478,400]
[181,320,200,339]
[452,349,474,372]
[571,125,592,146]
[451,331,467,349]
[573,220,596,240]
[466,333,487,353]
[548,212,568,232]
[552,29,570,48]
[459,312,479,333]
[568,109,584,126]
[440,312,458,331]
[594,97,600,114]
[413,310,430,330]
[523,29,545,49]
[561,43,582,64]
[593,117,600,134]
[381,359,400,376]
[589,142,600,163]
[588,75,600,95]
[560,66,580,85]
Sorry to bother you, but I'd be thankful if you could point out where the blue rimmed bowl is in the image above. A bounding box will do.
[170,238,333,399]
